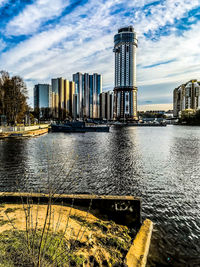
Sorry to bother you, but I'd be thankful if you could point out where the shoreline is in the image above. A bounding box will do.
[0,125,49,139]
[0,194,153,267]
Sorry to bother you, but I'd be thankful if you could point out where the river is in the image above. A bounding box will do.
[0,125,200,266]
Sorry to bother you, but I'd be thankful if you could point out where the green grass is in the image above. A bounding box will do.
[0,230,86,267]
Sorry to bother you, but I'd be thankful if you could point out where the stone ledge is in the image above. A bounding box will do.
[0,192,141,228]
[125,219,153,267]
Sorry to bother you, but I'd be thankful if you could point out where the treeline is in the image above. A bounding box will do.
[180,109,200,125]
[138,111,166,119]
[0,71,28,125]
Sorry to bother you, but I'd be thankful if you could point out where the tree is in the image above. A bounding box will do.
[0,71,28,125]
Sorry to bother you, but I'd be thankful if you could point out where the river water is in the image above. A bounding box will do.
[0,125,200,266]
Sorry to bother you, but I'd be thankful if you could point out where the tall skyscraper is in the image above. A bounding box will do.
[113,26,138,120]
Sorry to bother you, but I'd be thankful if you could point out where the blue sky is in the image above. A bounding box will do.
[0,0,200,110]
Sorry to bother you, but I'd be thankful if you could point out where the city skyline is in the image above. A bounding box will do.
[0,0,200,110]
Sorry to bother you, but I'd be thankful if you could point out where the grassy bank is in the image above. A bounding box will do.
[0,203,133,266]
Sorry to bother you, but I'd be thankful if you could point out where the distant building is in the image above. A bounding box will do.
[173,80,200,117]
[34,84,52,109]
[100,92,107,120]
[69,81,76,118]
[100,91,114,120]
[51,78,59,118]
[82,73,90,118]
[51,78,75,119]
[90,73,102,119]
[113,26,138,120]
[72,72,83,118]
[73,72,102,119]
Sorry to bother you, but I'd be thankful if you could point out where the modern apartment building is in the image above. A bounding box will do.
[100,91,114,120]
[113,26,138,120]
[34,84,52,109]
[72,72,83,118]
[34,73,102,120]
[173,80,200,117]
[73,72,102,119]
[51,78,75,119]
[82,73,90,118]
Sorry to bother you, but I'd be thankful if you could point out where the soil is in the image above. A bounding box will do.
[0,203,132,266]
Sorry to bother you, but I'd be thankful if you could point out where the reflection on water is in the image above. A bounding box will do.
[0,126,200,266]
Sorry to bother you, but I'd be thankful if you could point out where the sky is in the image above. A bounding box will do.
[0,0,200,110]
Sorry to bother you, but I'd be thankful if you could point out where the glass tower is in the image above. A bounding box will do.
[113,26,138,120]
[34,84,52,109]
[73,72,102,119]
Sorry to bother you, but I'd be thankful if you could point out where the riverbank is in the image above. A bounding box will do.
[0,124,49,138]
[0,203,153,267]
[0,193,153,266]
[0,203,132,266]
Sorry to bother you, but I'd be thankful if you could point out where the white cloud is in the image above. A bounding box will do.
[1,0,200,106]
[137,21,200,87]
[0,39,6,52]
[6,0,70,36]
[0,0,8,8]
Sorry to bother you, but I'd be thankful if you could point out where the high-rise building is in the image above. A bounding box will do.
[90,73,102,119]
[73,72,102,119]
[51,78,75,119]
[100,92,107,120]
[82,73,90,118]
[73,72,83,118]
[100,91,114,120]
[113,26,138,120]
[51,78,59,118]
[173,80,200,117]
[34,84,52,109]
[69,81,76,118]
[107,91,114,120]
[64,79,70,114]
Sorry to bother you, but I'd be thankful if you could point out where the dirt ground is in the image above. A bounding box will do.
[0,203,132,266]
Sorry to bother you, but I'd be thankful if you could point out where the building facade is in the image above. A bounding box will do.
[34,84,52,118]
[173,80,200,117]
[113,26,138,120]
[73,72,102,119]
[51,78,75,119]
[34,84,52,109]
[100,91,114,120]
[72,72,83,118]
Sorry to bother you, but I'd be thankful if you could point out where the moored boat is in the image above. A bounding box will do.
[51,121,109,133]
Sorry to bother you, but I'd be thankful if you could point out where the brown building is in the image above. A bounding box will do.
[52,78,75,119]
[173,80,200,117]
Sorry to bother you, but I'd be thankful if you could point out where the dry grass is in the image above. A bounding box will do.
[0,203,132,266]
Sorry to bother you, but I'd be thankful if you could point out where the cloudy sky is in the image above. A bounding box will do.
[0,0,200,110]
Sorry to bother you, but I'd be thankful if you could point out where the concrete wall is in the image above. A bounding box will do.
[0,193,141,228]
[125,219,153,267]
